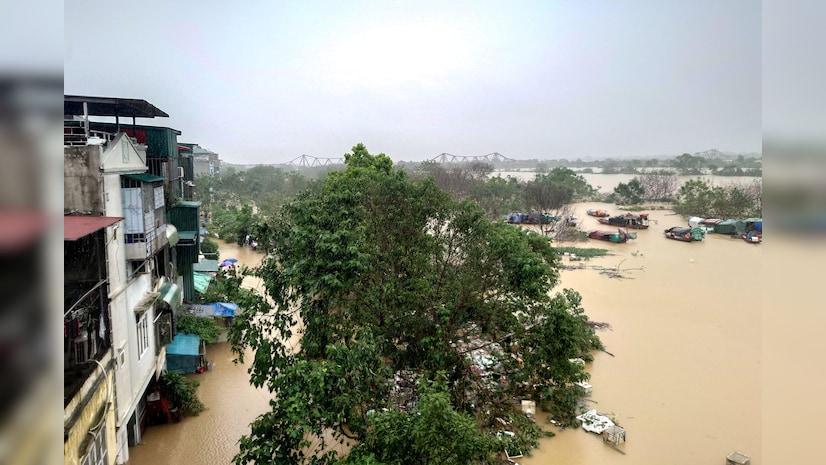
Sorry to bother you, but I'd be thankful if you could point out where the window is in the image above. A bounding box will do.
[80,419,108,465]
[155,312,173,354]
[136,312,149,358]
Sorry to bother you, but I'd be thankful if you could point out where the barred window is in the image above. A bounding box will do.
[80,420,108,465]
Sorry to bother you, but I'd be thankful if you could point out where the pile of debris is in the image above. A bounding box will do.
[389,369,420,412]
[575,409,615,434]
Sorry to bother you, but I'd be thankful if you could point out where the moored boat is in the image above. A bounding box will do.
[664,226,705,242]
[586,208,610,217]
[689,217,722,233]
[587,228,636,243]
[741,230,762,244]
[711,219,746,235]
[597,213,650,229]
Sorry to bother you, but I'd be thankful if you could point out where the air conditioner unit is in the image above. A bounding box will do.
[178,167,185,179]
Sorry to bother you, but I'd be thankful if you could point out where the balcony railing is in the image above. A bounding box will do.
[125,227,169,261]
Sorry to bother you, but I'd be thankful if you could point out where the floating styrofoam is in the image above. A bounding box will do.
[575,409,615,434]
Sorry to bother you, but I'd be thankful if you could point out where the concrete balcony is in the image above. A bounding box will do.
[125,227,168,260]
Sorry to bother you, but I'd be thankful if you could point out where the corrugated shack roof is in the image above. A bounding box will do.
[166,333,201,356]
[64,95,169,118]
[193,259,219,272]
[64,215,123,241]
[122,173,166,183]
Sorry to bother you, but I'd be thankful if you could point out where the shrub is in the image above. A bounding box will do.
[176,314,222,344]
[158,371,205,416]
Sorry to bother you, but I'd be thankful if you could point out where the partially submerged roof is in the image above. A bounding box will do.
[64,95,169,118]
[167,333,201,356]
[64,215,123,241]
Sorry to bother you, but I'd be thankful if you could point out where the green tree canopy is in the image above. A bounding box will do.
[230,144,601,465]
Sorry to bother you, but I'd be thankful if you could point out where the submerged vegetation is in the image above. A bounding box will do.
[552,247,611,258]
[227,144,602,465]
[186,146,762,465]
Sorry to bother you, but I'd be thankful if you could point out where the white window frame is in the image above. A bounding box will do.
[136,312,149,359]
[80,419,108,465]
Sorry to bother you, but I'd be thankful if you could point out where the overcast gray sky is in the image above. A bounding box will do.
[64,0,760,164]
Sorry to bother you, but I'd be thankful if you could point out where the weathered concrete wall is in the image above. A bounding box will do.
[65,146,104,215]
[63,351,117,465]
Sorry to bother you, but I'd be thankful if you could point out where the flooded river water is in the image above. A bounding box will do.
[127,242,271,465]
[130,204,760,464]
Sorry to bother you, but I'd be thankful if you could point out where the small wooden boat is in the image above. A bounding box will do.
[664,226,705,242]
[586,209,610,217]
[597,213,650,229]
[587,228,636,243]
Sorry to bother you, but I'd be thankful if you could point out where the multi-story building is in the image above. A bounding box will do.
[64,215,122,465]
[180,143,221,177]
[64,95,190,464]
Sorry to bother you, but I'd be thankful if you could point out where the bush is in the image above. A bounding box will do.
[176,314,223,344]
[200,237,219,256]
[158,371,205,416]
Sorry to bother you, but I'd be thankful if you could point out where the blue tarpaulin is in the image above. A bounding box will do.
[167,333,201,356]
[213,302,237,317]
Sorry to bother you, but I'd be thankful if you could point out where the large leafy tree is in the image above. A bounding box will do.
[230,144,601,465]
[674,178,761,218]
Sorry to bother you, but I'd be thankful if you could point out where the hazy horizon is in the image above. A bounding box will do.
[65,1,760,165]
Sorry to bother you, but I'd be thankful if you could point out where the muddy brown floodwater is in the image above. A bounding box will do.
[128,241,272,465]
[131,207,761,464]
[519,202,761,465]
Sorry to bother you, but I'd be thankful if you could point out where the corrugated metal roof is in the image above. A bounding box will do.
[64,215,123,240]
[193,259,219,272]
[166,333,201,356]
[122,173,166,183]
[159,282,181,311]
[175,201,201,208]
[64,95,169,118]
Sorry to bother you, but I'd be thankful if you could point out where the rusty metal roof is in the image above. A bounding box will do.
[64,215,123,240]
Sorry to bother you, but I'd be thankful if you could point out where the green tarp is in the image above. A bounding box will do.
[193,272,212,293]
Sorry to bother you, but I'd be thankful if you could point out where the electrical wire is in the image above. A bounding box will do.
[86,358,113,435]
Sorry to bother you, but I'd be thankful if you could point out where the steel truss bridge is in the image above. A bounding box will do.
[287,154,345,167]
[286,152,518,167]
[427,152,517,163]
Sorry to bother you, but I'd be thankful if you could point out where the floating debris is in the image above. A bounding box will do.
[726,451,750,465]
[496,431,523,462]
[575,381,593,395]
[586,321,611,331]
[575,409,615,434]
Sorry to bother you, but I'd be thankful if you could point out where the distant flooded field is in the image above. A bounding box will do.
[492,171,760,194]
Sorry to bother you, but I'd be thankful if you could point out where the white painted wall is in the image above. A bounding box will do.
[99,136,160,437]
